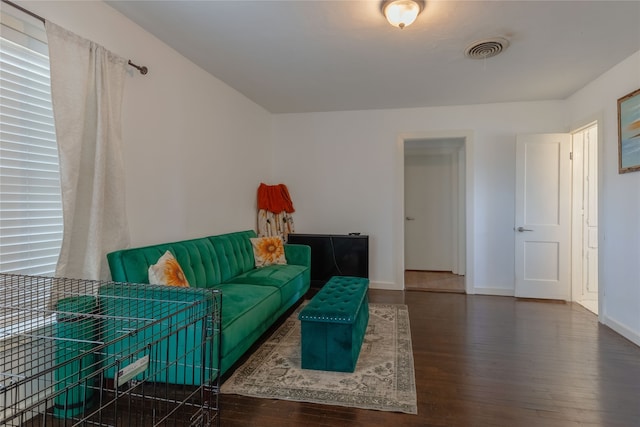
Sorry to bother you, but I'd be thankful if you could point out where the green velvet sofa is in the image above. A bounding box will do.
[106,230,310,377]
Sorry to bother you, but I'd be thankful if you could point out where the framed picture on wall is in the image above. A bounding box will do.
[618,88,640,174]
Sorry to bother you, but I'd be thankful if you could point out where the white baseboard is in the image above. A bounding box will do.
[368,281,401,291]
[603,315,640,348]
[368,282,516,295]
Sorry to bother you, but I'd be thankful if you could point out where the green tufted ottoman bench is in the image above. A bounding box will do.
[298,276,369,372]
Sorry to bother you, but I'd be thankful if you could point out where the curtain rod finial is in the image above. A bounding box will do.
[128,60,148,75]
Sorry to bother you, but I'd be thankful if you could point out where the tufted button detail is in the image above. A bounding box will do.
[298,276,369,324]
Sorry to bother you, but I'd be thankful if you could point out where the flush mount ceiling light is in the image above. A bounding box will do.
[382,0,425,29]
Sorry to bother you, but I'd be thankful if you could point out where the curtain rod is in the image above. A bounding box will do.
[2,0,148,75]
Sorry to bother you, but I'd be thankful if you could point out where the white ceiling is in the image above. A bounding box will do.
[107,0,640,114]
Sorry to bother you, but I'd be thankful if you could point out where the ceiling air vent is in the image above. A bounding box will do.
[464,37,510,59]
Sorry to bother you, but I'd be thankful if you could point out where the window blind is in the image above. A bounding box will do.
[1,22,62,276]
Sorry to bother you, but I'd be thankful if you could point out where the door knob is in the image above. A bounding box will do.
[406,216,415,221]
[516,226,533,232]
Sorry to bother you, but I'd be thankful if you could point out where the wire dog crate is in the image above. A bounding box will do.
[0,273,221,426]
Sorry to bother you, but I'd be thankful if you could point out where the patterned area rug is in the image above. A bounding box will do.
[221,302,417,414]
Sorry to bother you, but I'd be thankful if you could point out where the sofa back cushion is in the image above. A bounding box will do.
[107,237,220,287]
[206,230,257,283]
[107,230,260,287]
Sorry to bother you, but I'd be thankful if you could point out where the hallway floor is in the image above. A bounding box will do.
[404,270,465,293]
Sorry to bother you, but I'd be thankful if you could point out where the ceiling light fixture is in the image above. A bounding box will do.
[382,0,424,29]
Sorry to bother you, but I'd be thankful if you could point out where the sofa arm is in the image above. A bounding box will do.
[285,244,311,267]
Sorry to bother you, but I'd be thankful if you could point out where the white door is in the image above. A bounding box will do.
[404,153,453,271]
[582,126,599,303]
[571,124,599,313]
[515,133,571,300]
[404,154,429,270]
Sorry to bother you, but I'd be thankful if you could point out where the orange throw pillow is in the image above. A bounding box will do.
[148,250,190,287]
[250,236,287,268]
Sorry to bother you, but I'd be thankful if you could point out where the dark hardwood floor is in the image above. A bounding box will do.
[220,290,640,426]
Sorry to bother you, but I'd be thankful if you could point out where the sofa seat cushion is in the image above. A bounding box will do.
[212,283,280,359]
[225,264,307,305]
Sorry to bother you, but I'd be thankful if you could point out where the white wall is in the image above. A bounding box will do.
[21,1,272,248]
[566,50,640,346]
[272,102,566,290]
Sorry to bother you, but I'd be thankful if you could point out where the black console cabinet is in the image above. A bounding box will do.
[287,233,369,288]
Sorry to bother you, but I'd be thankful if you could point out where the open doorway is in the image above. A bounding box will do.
[403,138,466,292]
[571,122,599,314]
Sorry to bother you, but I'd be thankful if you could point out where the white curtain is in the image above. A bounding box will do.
[45,22,130,281]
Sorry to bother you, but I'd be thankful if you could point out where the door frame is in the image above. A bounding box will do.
[394,130,474,293]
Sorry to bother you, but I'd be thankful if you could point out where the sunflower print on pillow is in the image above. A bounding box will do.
[148,250,190,287]
[250,236,287,268]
